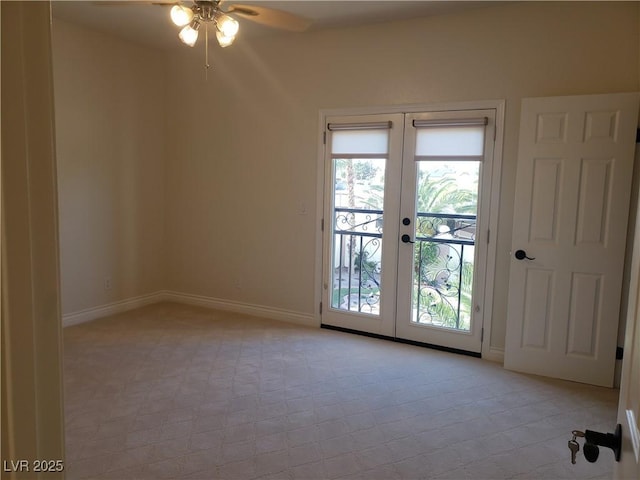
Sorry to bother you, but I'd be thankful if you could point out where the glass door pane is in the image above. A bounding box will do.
[331,157,386,315]
[412,161,480,331]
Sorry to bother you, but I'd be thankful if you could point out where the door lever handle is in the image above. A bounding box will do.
[401,234,415,244]
[515,249,535,260]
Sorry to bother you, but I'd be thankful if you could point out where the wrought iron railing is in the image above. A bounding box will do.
[331,208,476,330]
[413,212,476,331]
[332,208,383,314]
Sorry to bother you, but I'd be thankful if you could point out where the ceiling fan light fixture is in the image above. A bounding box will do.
[216,14,239,38]
[178,21,200,47]
[215,30,236,48]
[170,4,194,27]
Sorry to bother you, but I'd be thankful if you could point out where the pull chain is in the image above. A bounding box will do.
[204,23,211,80]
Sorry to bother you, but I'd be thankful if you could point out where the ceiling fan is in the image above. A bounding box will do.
[170,0,311,47]
[96,0,310,75]
[99,0,311,48]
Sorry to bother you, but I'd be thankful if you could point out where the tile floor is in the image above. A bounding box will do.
[63,302,619,479]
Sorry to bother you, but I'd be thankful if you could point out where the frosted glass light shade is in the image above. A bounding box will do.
[170,5,194,27]
[179,22,200,47]
[216,30,236,47]
[216,15,239,37]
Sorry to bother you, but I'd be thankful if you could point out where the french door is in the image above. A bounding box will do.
[321,108,498,354]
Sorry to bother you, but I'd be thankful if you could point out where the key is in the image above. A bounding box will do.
[568,438,580,464]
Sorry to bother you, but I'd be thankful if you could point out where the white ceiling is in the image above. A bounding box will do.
[52,0,504,49]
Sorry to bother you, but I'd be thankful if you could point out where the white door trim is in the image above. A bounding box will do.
[615,145,640,477]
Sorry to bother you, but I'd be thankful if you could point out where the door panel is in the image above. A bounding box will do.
[505,92,640,387]
[530,158,562,242]
[566,273,601,357]
[521,268,554,350]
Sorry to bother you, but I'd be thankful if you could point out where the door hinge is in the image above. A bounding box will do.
[487,229,490,244]
[321,218,324,231]
[616,346,624,360]
[481,327,484,342]
[323,131,327,144]
[319,302,323,314]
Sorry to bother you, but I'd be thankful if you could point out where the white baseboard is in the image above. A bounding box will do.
[62,292,165,327]
[63,290,318,329]
[160,291,318,328]
[483,346,505,363]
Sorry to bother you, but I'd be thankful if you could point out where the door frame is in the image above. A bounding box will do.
[314,100,505,359]
[615,144,640,477]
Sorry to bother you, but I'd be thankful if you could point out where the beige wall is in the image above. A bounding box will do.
[52,20,166,315]
[163,1,639,351]
[53,2,640,354]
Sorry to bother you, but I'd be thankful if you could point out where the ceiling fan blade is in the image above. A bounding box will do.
[226,4,310,32]
[90,1,176,6]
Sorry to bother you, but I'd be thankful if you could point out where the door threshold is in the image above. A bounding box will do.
[320,323,481,358]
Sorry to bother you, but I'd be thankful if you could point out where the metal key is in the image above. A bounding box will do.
[568,430,585,465]
[568,438,580,464]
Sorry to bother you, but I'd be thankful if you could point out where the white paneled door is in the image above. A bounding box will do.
[321,107,499,354]
[505,93,640,387]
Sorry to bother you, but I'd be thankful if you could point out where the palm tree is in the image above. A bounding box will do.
[416,168,477,214]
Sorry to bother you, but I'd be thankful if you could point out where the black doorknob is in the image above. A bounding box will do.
[583,443,600,463]
[515,249,535,261]
[585,424,622,462]
[401,234,414,244]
